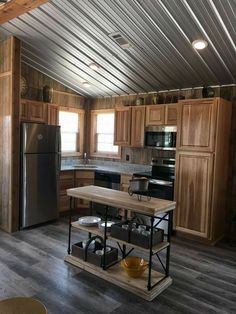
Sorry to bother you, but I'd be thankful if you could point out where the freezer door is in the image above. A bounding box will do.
[21,123,61,154]
[21,153,59,228]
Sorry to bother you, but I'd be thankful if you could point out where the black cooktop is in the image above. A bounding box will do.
[133,171,152,178]
[133,171,175,181]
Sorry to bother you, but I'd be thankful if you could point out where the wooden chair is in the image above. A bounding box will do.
[0,297,47,314]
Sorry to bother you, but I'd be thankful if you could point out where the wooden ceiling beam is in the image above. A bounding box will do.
[0,0,49,24]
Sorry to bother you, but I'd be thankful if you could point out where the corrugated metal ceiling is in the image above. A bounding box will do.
[0,0,235,97]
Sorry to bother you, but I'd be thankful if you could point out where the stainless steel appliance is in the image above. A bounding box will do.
[20,123,61,228]
[133,157,175,200]
[145,126,177,150]
[133,157,175,233]
[94,171,120,219]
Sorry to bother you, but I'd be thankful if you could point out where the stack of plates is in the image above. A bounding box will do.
[78,216,101,227]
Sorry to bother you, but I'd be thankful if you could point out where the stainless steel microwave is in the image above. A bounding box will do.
[145,126,177,150]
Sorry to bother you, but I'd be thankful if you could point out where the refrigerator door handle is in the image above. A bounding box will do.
[57,153,61,176]
[58,127,61,154]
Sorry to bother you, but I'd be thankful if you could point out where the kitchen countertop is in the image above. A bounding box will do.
[60,164,137,175]
[61,164,149,175]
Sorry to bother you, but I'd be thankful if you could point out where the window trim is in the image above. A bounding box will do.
[90,109,121,159]
[59,106,84,157]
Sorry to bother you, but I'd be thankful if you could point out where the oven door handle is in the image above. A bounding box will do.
[149,179,173,187]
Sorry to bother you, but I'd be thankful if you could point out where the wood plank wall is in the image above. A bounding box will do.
[21,63,86,108]
[0,36,21,232]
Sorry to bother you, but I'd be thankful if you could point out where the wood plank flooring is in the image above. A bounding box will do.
[0,217,235,314]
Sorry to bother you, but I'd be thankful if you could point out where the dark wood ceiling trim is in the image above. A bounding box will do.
[0,0,49,24]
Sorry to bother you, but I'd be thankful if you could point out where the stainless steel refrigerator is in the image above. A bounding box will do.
[20,123,61,228]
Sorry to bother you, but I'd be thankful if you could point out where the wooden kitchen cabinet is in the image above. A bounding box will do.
[119,174,132,219]
[175,97,232,243]
[120,174,132,193]
[165,104,178,125]
[131,106,145,147]
[145,104,178,126]
[59,171,75,212]
[20,99,47,123]
[74,170,94,212]
[175,151,213,238]
[177,99,217,152]
[59,170,94,213]
[114,107,131,146]
[114,106,145,147]
[47,104,59,125]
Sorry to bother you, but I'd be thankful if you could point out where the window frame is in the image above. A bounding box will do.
[59,106,84,157]
[90,109,121,159]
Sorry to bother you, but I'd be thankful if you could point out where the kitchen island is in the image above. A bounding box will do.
[65,185,176,301]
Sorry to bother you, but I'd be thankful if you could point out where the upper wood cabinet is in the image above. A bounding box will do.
[175,151,213,239]
[145,103,178,126]
[20,99,47,123]
[48,104,59,125]
[114,106,145,147]
[165,104,178,125]
[131,106,145,147]
[177,99,217,152]
[114,107,131,146]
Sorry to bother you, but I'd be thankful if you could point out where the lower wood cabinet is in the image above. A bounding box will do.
[120,174,132,193]
[59,171,75,212]
[59,170,95,213]
[174,151,213,239]
[119,174,132,219]
[74,171,94,213]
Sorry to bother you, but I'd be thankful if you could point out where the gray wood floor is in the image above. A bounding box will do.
[0,217,235,314]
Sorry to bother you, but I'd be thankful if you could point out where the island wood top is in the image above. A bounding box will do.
[67,185,176,216]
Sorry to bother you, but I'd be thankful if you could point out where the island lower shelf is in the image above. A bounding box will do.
[65,254,172,301]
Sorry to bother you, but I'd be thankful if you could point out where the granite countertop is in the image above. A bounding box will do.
[61,163,151,176]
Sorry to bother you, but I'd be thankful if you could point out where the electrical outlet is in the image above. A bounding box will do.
[126,154,130,161]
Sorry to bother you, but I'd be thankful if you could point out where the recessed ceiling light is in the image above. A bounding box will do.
[89,63,100,71]
[192,39,208,50]
[82,81,90,88]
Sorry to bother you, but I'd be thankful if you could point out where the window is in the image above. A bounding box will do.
[90,109,120,158]
[59,107,84,156]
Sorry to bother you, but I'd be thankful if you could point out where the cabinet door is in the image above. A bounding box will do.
[74,171,94,211]
[131,106,145,147]
[145,105,165,126]
[59,171,74,212]
[165,104,178,125]
[175,151,213,238]
[20,99,28,121]
[177,99,217,152]
[120,174,132,192]
[114,107,131,146]
[28,100,47,123]
[48,104,59,125]
[119,174,132,219]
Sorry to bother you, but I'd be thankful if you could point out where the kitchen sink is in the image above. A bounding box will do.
[73,165,97,169]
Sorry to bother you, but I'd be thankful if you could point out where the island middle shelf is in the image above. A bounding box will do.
[71,221,170,254]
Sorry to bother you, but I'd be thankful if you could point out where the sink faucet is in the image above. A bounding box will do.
[83,152,89,165]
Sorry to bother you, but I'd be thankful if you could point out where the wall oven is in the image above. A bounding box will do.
[145,126,177,150]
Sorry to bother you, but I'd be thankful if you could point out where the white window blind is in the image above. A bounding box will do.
[59,111,79,152]
[96,112,118,153]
